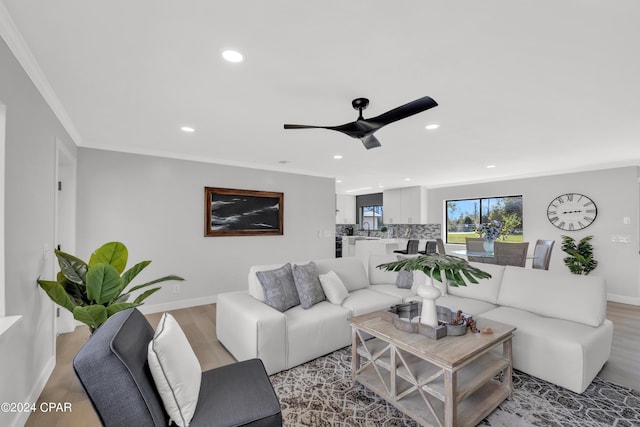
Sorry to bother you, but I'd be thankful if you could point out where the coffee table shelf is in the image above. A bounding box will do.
[350,312,516,427]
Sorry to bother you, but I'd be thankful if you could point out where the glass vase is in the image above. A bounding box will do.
[483,238,495,255]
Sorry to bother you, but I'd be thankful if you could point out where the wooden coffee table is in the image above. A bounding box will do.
[350,311,516,427]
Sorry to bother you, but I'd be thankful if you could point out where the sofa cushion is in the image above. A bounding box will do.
[148,313,202,427]
[248,263,287,302]
[435,294,497,316]
[314,257,370,292]
[319,271,349,305]
[369,284,419,303]
[395,269,413,289]
[292,262,325,309]
[285,302,351,368]
[497,266,607,327]
[256,263,300,312]
[341,289,402,317]
[446,262,505,304]
[480,306,614,393]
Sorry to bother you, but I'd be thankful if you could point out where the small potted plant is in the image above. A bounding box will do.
[37,241,184,333]
[380,226,390,238]
[561,235,598,275]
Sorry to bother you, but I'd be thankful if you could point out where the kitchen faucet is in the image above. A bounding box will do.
[363,222,371,237]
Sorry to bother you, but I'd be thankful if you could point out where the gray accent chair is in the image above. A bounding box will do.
[73,308,282,427]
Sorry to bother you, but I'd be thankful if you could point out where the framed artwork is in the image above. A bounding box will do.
[204,187,284,237]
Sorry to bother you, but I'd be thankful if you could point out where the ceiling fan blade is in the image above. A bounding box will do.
[285,121,369,139]
[284,124,330,130]
[361,135,382,150]
[366,96,438,129]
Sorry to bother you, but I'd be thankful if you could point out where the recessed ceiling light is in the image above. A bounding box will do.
[378,185,384,189]
[222,50,244,63]
[425,124,440,130]
[278,160,291,164]
[487,165,496,169]
[336,179,343,183]
[181,126,195,133]
[333,155,343,159]
[404,178,411,182]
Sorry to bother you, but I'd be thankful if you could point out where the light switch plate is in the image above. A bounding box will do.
[611,234,631,243]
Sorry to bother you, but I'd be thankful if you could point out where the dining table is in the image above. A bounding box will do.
[450,249,538,260]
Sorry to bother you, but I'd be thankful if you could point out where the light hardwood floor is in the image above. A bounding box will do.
[25,302,640,427]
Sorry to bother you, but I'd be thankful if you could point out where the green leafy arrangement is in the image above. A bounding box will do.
[561,235,598,275]
[37,242,184,332]
[377,253,491,287]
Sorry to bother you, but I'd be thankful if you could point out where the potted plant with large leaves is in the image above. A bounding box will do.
[37,241,184,333]
[561,235,598,275]
[378,254,491,327]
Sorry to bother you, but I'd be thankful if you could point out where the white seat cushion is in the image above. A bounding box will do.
[480,306,614,393]
[435,294,497,316]
[369,284,418,303]
[148,313,202,427]
[285,302,351,368]
[341,289,402,317]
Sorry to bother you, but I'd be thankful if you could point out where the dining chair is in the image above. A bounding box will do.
[532,239,555,270]
[394,239,419,255]
[436,238,446,254]
[494,242,530,267]
[465,237,494,263]
[418,240,437,255]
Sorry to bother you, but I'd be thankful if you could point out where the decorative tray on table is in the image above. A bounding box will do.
[380,302,473,340]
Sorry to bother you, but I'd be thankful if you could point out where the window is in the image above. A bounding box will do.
[446,195,523,244]
[360,205,384,230]
[356,193,384,230]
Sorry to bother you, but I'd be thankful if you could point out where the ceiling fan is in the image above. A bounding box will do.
[283,96,438,150]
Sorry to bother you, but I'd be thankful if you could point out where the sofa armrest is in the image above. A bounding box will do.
[216,291,287,375]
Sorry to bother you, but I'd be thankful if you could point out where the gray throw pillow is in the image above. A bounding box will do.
[395,255,413,289]
[256,263,300,312]
[292,262,326,309]
[395,270,413,289]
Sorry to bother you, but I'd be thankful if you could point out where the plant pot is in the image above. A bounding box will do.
[483,238,495,255]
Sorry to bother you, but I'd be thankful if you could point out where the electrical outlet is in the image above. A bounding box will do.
[172,284,181,294]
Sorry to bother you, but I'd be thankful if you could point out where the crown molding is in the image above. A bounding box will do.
[0,2,82,145]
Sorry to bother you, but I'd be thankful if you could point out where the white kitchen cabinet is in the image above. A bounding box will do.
[336,194,356,224]
[382,189,402,224]
[383,186,427,224]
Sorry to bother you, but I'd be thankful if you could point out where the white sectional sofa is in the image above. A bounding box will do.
[216,254,613,394]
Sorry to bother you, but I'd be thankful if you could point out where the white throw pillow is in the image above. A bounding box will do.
[319,270,349,305]
[148,313,202,427]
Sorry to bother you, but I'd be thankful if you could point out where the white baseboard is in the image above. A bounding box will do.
[136,295,218,315]
[607,293,640,306]
[10,355,55,427]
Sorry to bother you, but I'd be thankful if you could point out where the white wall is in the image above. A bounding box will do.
[0,36,76,427]
[427,166,640,304]
[76,148,336,310]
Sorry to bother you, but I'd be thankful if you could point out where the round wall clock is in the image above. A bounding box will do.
[547,193,597,231]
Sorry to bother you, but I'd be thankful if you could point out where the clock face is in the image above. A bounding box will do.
[547,193,597,231]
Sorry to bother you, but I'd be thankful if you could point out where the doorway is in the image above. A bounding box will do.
[54,138,77,334]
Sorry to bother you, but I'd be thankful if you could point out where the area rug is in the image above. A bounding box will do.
[269,347,640,426]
